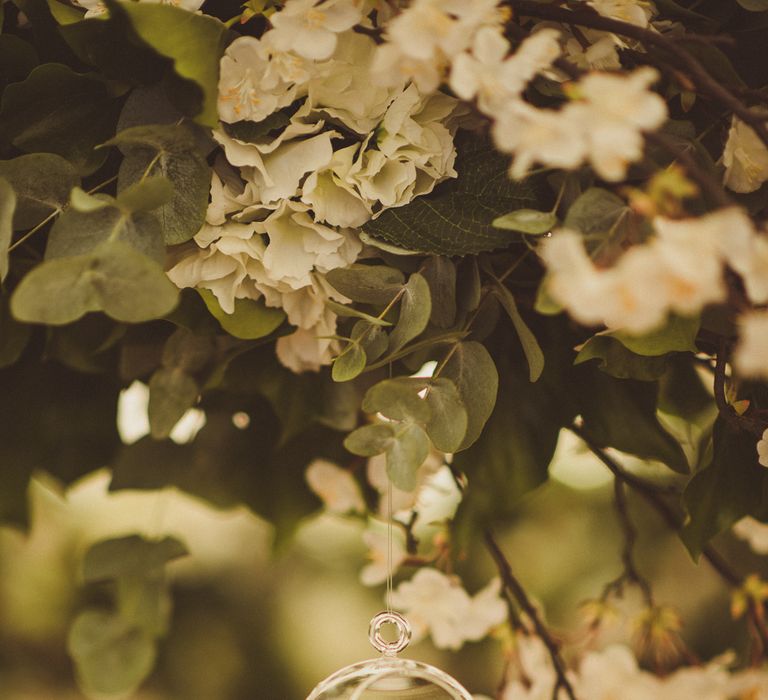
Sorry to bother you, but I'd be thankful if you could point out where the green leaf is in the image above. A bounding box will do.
[0,179,15,281]
[352,320,388,363]
[83,535,187,582]
[46,196,165,263]
[325,264,405,305]
[736,0,768,9]
[332,342,367,382]
[161,327,214,373]
[12,240,179,325]
[492,209,557,235]
[117,176,175,213]
[441,341,499,450]
[607,315,700,356]
[578,368,689,473]
[0,153,78,229]
[148,367,199,439]
[197,289,285,340]
[0,63,121,174]
[386,423,430,491]
[363,131,545,255]
[575,335,669,381]
[493,283,544,382]
[362,378,431,422]
[422,256,456,329]
[424,378,468,453]
[0,35,39,91]
[68,611,156,698]
[69,187,112,213]
[344,423,396,457]
[563,187,630,257]
[222,112,292,143]
[388,273,431,352]
[681,420,768,558]
[106,123,211,245]
[47,0,84,24]
[112,1,227,127]
[325,299,391,326]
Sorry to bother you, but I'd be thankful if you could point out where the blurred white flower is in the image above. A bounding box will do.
[74,0,204,18]
[391,568,506,650]
[564,31,621,71]
[268,0,363,60]
[586,0,655,27]
[217,36,300,124]
[360,525,407,586]
[734,311,768,379]
[502,633,565,700]
[452,27,561,116]
[575,645,659,700]
[733,516,768,554]
[305,459,365,514]
[759,429,768,468]
[723,116,768,194]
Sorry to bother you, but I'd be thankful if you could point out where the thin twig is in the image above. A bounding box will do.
[505,0,768,150]
[484,529,578,700]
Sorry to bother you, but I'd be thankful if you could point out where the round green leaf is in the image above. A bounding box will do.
[326,264,405,305]
[424,378,468,453]
[344,423,396,457]
[362,378,431,423]
[148,367,199,439]
[386,423,430,491]
[332,342,367,382]
[198,289,286,339]
[492,209,557,234]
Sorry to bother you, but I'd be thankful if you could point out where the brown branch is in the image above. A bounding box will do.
[504,0,768,150]
[484,529,579,700]
[568,424,768,653]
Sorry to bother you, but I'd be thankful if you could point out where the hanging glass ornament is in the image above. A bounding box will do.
[306,611,474,700]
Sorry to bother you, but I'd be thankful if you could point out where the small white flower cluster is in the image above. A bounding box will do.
[541,207,768,366]
[169,2,462,373]
[478,635,768,700]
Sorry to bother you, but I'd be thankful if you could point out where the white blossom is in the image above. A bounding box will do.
[217,35,300,124]
[723,116,768,194]
[733,516,768,554]
[276,322,338,373]
[759,429,768,468]
[391,568,506,650]
[268,0,363,61]
[74,0,204,18]
[586,0,656,28]
[305,459,365,514]
[734,311,768,379]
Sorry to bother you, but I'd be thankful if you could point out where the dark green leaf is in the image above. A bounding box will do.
[608,315,699,356]
[0,153,79,230]
[325,263,405,304]
[424,378,468,453]
[681,420,768,558]
[386,423,429,491]
[441,341,498,450]
[198,289,285,339]
[575,335,669,381]
[344,423,396,457]
[388,272,431,352]
[222,112,292,142]
[353,320,388,363]
[493,283,544,382]
[422,256,456,329]
[362,378,431,422]
[563,187,630,257]
[0,35,39,91]
[0,179,15,281]
[492,209,557,235]
[148,367,199,439]
[363,131,545,256]
[117,176,175,213]
[0,63,121,174]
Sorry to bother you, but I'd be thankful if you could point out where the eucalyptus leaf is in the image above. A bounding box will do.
[332,342,367,382]
[83,535,187,582]
[608,315,699,356]
[424,378,468,453]
[441,341,499,450]
[107,124,211,245]
[325,264,405,305]
[0,179,16,281]
[493,283,544,382]
[112,1,227,127]
[117,177,175,213]
[564,187,630,257]
[492,209,557,235]
[148,367,199,439]
[353,320,388,363]
[198,289,285,340]
[386,423,430,491]
[0,153,78,229]
[325,299,391,326]
[362,378,431,423]
[388,273,431,353]
[344,423,396,457]
[12,241,179,325]
[0,63,121,174]
[575,335,669,381]
[363,131,545,256]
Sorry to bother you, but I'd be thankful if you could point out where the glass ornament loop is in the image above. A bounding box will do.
[368,611,411,656]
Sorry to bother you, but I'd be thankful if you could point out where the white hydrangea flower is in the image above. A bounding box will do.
[733,516,768,554]
[391,568,506,650]
[451,27,561,116]
[586,0,656,27]
[166,221,267,314]
[360,525,407,586]
[218,35,301,124]
[276,320,338,373]
[268,0,364,61]
[734,311,768,379]
[723,116,768,194]
[578,67,667,181]
[305,459,365,514]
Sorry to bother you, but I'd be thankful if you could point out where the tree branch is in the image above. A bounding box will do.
[484,529,578,700]
[504,0,768,150]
